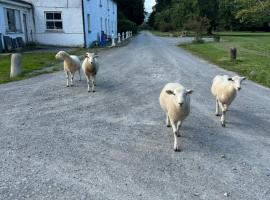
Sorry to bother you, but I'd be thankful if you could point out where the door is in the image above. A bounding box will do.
[23,14,28,43]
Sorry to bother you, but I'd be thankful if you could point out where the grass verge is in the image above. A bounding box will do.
[180,32,270,88]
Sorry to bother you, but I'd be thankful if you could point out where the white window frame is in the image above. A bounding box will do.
[5,8,22,33]
[45,11,63,31]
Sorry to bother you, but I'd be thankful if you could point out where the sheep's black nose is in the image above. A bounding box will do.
[238,88,241,91]
[179,103,184,106]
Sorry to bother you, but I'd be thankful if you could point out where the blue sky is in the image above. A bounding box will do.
[145,0,156,13]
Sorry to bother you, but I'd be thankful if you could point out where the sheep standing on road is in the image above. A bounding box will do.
[211,75,246,127]
[82,52,99,92]
[55,51,81,87]
[159,83,193,151]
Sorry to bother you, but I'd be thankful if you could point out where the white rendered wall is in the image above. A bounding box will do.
[0,2,35,48]
[30,0,85,47]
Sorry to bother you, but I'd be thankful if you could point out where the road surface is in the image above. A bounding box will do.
[0,31,269,200]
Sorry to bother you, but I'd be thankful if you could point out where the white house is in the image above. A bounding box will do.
[0,0,35,52]
[0,0,117,50]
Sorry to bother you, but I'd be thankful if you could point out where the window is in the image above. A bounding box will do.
[45,12,63,30]
[100,0,102,7]
[107,0,109,11]
[87,14,91,32]
[100,17,103,31]
[6,8,21,32]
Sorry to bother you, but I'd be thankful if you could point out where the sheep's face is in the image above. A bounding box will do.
[85,53,98,64]
[166,89,193,107]
[228,76,246,91]
[55,51,67,60]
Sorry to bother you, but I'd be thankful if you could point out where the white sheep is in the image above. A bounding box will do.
[211,75,246,127]
[159,83,193,151]
[82,52,99,92]
[55,51,81,87]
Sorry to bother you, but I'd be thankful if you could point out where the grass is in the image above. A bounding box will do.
[0,52,61,84]
[180,32,270,88]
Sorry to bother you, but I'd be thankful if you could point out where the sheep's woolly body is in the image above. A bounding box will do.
[159,83,192,151]
[211,75,246,127]
[211,75,236,106]
[82,53,99,92]
[55,51,81,87]
[160,83,190,123]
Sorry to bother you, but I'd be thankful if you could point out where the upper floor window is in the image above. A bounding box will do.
[45,12,63,30]
[5,8,21,32]
[87,14,91,33]
[107,0,109,11]
[100,0,102,7]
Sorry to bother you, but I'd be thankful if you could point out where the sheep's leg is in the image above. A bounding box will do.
[65,71,70,87]
[93,76,97,86]
[86,77,91,93]
[70,73,74,87]
[166,115,171,127]
[91,76,95,92]
[78,69,82,81]
[176,121,182,137]
[215,99,220,116]
[220,103,226,127]
[170,119,180,152]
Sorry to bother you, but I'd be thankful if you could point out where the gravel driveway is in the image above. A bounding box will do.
[0,31,269,200]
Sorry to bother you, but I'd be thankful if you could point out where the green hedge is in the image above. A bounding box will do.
[118,19,137,34]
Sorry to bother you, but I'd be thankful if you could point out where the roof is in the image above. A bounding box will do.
[0,0,33,8]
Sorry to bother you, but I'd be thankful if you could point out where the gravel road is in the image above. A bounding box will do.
[0,31,269,200]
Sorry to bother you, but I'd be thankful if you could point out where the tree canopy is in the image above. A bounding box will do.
[148,0,270,32]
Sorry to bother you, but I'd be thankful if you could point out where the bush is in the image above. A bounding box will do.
[118,19,138,34]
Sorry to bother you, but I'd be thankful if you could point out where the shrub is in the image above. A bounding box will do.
[118,19,138,34]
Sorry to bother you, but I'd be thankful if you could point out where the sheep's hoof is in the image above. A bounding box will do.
[92,90,96,93]
[215,113,220,116]
[222,123,226,127]
[166,124,171,128]
[88,90,91,93]
[71,85,74,87]
[177,134,182,137]
[66,85,69,87]
[174,147,180,152]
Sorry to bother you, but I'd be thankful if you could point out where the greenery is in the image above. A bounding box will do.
[0,52,59,84]
[180,32,270,87]
[118,19,138,34]
[148,0,270,33]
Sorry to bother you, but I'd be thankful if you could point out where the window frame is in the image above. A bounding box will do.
[45,11,63,31]
[5,8,22,33]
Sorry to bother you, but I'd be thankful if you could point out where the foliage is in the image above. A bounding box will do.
[118,19,138,34]
[115,0,145,25]
[184,17,210,42]
[149,0,270,32]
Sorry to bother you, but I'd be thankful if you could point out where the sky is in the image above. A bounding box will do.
[144,0,156,13]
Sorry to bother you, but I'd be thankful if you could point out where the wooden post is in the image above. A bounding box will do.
[10,53,22,78]
[230,47,237,62]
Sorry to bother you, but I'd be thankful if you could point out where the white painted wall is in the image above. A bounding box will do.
[0,1,35,48]
[29,0,85,47]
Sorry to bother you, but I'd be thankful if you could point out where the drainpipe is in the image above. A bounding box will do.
[81,0,86,48]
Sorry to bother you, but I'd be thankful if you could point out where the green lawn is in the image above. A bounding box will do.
[180,32,270,88]
[0,52,61,84]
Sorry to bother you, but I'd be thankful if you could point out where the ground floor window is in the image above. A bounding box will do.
[45,12,63,30]
[87,14,91,33]
[5,8,21,32]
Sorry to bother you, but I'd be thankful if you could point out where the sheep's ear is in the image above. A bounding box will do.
[85,53,89,58]
[186,90,193,94]
[166,90,175,95]
[228,77,233,81]
[242,77,246,80]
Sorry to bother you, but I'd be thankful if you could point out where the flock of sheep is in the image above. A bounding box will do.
[55,50,246,152]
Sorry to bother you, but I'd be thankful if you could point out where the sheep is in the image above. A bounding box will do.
[55,51,81,87]
[82,52,99,92]
[159,83,193,151]
[211,75,246,127]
